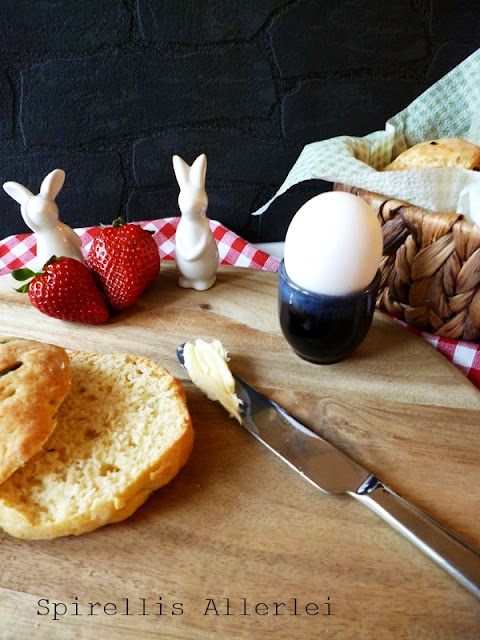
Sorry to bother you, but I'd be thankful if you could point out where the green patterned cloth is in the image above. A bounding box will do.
[254,48,480,224]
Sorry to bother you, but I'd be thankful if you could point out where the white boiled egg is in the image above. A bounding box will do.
[284,191,383,295]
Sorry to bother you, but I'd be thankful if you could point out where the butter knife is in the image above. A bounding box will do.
[176,346,480,599]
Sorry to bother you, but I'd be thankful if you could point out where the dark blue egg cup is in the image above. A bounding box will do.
[278,260,381,364]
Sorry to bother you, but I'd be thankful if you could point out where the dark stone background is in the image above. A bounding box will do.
[0,0,478,242]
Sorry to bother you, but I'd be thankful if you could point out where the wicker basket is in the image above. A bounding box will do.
[334,183,480,341]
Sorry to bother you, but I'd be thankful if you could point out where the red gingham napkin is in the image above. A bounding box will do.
[1,217,479,392]
[0,218,278,274]
[399,322,480,391]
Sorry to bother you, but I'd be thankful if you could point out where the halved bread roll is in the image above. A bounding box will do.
[0,350,193,539]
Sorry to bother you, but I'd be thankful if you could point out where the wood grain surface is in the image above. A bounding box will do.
[0,263,479,639]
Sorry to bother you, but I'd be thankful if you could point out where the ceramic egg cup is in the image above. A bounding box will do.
[278,260,381,364]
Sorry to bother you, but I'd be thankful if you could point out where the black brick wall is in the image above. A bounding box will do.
[0,0,478,242]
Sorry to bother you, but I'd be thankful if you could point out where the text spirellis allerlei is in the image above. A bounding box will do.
[36,595,335,621]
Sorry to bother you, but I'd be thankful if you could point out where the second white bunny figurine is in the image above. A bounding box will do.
[173,153,219,290]
[3,169,85,269]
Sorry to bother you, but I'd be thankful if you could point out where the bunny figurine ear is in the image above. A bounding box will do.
[172,155,190,189]
[40,169,65,200]
[3,181,33,206]
[190,154,207,187]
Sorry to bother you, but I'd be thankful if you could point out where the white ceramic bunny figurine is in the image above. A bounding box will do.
[3,169,85,269]
[173,153,219,290]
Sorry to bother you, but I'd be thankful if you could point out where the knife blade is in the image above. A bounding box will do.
[232,374,480,600]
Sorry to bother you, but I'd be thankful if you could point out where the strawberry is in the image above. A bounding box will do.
[12,257,109,325]
[87,218,160,310]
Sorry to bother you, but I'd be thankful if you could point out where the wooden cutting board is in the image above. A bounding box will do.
[1,263,479,639]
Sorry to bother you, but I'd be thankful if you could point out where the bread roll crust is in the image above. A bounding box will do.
[0,350,193,539]
[0,337,72,484]
[383,138,480,171]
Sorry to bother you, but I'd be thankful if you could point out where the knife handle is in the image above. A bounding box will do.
[350,476,480,599]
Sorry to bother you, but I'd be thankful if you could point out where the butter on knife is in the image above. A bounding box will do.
[182,339,242,423]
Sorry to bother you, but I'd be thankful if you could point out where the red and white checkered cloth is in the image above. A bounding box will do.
[1,217,479,391]
[0,218,279,273]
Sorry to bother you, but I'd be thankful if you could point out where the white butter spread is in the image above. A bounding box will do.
[183,339,242,423]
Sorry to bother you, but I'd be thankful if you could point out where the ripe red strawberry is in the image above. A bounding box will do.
[12,257,109,324]
[87,218,160,310]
